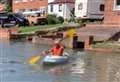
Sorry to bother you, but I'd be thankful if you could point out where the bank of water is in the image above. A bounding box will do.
[0,40,120,82]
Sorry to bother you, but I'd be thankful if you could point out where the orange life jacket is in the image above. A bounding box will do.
[51,46,64,56]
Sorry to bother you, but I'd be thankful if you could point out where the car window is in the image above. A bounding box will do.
[14,14,25,19]
[0,14,8,19]
[8,15,15,21]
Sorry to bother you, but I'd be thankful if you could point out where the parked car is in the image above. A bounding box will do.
[0,13,29,28]
[13,13,29,26]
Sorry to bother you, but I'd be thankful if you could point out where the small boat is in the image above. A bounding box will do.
[43,52,69,64]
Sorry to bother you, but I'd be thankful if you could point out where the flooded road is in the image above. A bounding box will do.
[0,40,120,82]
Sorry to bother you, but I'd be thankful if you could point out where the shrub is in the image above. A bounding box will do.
[75,19,90,25]
[5,4,12,12]
[46,14,59,25]
[57,16,64,24]
[46,15,65,25]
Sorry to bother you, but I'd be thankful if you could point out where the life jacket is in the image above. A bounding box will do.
[51,46,64,56]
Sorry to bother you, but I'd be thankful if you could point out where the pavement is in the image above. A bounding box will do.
[77,24,120,42]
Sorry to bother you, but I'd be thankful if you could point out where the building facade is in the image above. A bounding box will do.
[104,0,120,25]
[48,0,75,19]
[12,0,48,25]
[12,0,48,17]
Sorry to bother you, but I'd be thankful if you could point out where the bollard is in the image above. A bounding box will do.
[7,29,11,39]
[32,35,39,43]
[67,35,78,49]
[85,36,94,50]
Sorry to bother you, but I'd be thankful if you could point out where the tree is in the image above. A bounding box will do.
[5,4,12,12]
[0,0,12,12]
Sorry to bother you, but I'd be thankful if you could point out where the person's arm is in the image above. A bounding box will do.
[60,44,66,49]
[42,48,53,55]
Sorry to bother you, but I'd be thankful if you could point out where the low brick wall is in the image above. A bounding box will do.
[0,28,18,40]
[0,28,10,39]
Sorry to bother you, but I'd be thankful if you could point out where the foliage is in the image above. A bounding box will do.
[75,19,90,25]
[19,24,62,34]
[46,14,64,25]
[47,14,58,25]
[5,4,12,12]
[68,17,75,23]
[57,16,64,24]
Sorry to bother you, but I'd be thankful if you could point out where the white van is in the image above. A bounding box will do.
[75,0,104,19]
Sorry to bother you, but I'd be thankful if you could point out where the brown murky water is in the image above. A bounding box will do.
[0,40,120,82]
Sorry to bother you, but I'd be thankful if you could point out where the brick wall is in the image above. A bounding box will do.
[0,28,18,39]
[0,28,10,39]
[12,0,48,11]
[104,0,120,25]
[12,0,48,16]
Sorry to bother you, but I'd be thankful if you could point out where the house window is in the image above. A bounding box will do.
[114,0,120,10]
[100,4,105,11]
[50,5,53,12]
[59,4,62,12]
[116,0,120,5]
[78,3,83,10]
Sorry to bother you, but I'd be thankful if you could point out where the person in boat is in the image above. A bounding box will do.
[43,40,65,56]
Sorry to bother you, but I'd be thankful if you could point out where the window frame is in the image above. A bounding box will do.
[113,0,120,10]
[58,4,62,12]
[50,5,53,12]
[78,3,83,10]
[100,4,105,12]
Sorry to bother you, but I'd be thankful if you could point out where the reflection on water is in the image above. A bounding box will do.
[0,40,120,82]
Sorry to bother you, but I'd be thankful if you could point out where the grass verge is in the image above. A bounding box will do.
[19,24,62,34]
[18,23,80,34]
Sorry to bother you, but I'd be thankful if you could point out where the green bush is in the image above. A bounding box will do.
[57,16,64,24]
[46,15,64,25]
[5,4,12,12]
[47,14,59,25]
[75,19,90,25]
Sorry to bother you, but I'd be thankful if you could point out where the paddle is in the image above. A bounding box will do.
[28,55,42,64]
[28,28,76,64]
[28,50,49,64]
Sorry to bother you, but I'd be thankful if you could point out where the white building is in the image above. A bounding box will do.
[48,0,75,19]
[75,0,104,19]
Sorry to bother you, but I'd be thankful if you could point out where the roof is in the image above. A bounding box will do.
[49,0,75,4]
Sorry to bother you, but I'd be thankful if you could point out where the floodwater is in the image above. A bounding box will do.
[0,40,120,82]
